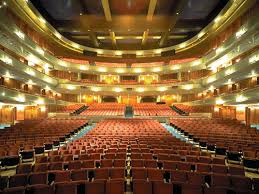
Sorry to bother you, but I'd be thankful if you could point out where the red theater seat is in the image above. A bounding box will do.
[133,180,152,194]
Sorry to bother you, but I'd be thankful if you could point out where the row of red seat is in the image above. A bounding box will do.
[133,103,179,116]
[59,104,85,113]
[0,118,88,167]
[80,103,125,116]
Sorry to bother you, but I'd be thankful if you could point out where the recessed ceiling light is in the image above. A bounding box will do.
[176,12,179,15]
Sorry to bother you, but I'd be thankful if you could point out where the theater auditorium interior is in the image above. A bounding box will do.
[1,0,259,194]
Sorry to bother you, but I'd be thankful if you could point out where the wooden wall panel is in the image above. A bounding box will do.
[0,106,15,124]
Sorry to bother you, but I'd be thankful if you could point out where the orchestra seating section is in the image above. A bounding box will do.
[174,104,198,113]
[59,104,85,113]
[0,118,88,168]
[80,103,125,116]
[133,103,179,116]
[170,118,259,169]
[1,118,258,194]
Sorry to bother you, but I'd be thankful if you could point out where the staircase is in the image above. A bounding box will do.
[170,105,188,116]
[125,106,133,118]
[71,105,89,115]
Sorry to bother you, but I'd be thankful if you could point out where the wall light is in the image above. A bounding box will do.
[55,32,62,39]
[207,76,216,84]
[136,51,143,56]
[35,98,44,105]
[179,43,186,48]
[98,67,107,72]
[192,60,201,66]
[114,87,122,93]
[1,55,12,65]
[39,17,46,24]
[72,43,80,49]
[27,79,35,85]
[16,105,25,111]
[249,55,259,64]
[80,65,88,70]
[91,87,101,92]
[115,51,122,56]
[134,68,142,73]
[26,68,35,76]
[27,54,39,64]
[40,106,46,112]
[154,49,162,54]
[216,98,225,105]
[59,61,67,67]
[171,65,180,70]
[36,48,44,55]
[67,85,76,90]
[116,69,125,73]
[136,88,145,93]
[182,85,193,90]
[152,67,161,72]
[236,95,247,102]
[97,50,103,54]
[214,107,219,112]
[14,30,25,39]
[15,95,25,102]
[236,27,247,39]
[225,68,235,76]
[158,87,167,92]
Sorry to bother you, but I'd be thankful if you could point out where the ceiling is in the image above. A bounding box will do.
[31,0,229,50]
